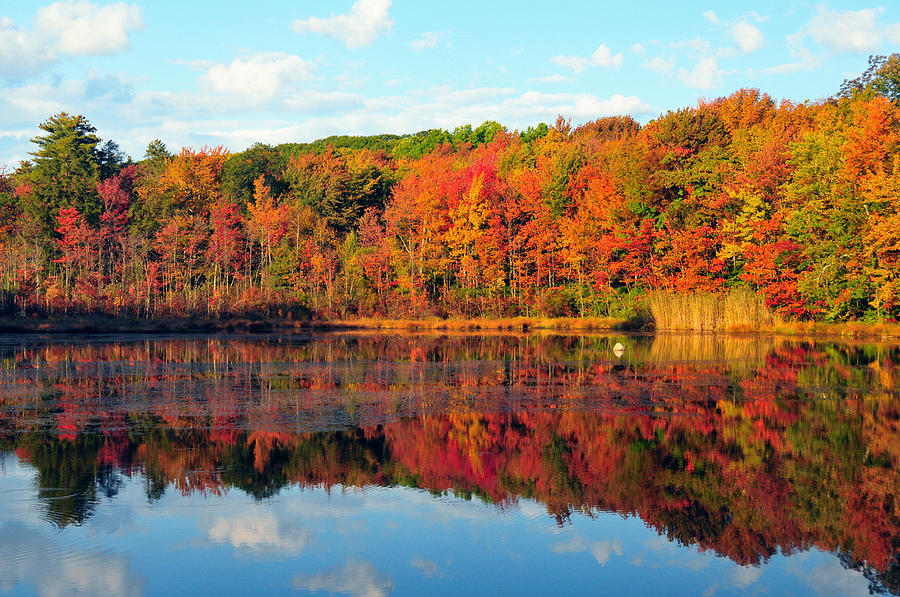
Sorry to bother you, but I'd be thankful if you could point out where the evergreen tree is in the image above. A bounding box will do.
[24,113,102,234]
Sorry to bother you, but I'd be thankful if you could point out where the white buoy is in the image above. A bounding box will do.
[613,342,626,358]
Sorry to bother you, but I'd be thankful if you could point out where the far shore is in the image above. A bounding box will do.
[0,315,899,340]
[0,315,635,335]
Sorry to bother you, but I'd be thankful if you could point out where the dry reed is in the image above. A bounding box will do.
[646,289,778,332]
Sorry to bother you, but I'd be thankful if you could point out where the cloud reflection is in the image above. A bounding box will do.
[207,511,314,557]
[0,522,144,597]
[552,535,624,565]
[293,560,395,597]
[410,556,444,578]
[794,555,870,597]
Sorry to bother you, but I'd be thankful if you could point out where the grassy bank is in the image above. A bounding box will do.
[1,306,899,339]
[324,317,900,338]
[0,315,637,335]
[748,321,900,339]
[319,316,635,332]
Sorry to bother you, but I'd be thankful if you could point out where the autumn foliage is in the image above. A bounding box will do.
[4,83,900,322]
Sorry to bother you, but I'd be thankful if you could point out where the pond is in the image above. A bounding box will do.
[0,332,898,596]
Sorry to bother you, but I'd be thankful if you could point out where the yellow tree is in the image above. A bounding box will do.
[247,175,290,277]
[157,146,229,216]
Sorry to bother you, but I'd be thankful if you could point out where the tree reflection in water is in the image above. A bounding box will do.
[0,333,898,593]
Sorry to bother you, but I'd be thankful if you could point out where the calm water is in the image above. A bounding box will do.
[0,332,898,596]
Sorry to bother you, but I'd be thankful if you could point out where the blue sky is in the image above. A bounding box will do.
[1,0,899,167]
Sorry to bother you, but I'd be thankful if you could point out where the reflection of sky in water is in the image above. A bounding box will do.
[0,455,872,597]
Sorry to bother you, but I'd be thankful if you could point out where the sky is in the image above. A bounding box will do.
[1,0,899,167]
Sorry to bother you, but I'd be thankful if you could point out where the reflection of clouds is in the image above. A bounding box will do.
[789,554,869,597]
[706,552,872,597]
[731,564,762,588]
[642,535,711,571]
[293,560,394,597]
[284,485,496,525]
[731,566,762,589]
[86,502,138,536]
[552,535,623,565]
[0,522,143,597]
[700,566,764,597]
[0,454,40,525]
[410,556,443,578]
[208,512,313,557]
[517,499,549,521]
[6,452,874,597]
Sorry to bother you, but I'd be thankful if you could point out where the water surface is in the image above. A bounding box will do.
[0,332,898,596]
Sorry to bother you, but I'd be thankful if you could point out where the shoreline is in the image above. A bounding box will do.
[0,315,898,339]
[0,315,635,335]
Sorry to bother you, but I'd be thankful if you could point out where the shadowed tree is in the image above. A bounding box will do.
[839,53,900,103]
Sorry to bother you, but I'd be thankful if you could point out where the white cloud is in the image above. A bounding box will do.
[279,87,641,133]
[806,7,882,53]
[731,21,763,53]
[760,37,820,75]
[552,55,590,74]
[168,58,216,71]
[410,32,439,51]
[413,85,516,106]
[293,0,394,49]
[551,44,623,73]
[888,23,900,43]
[0,79,87,121]
[35,1,144,56]
[0,18,56,79]
[293,560,395,597]
[177,87,653,158]
[591,44,624,68]
[0,72,653,168]
[283,89,365,114]
[762,6,899,75]
[472,91,652,125]
[644,56,675,73]
[761,60,816,75]
[698,12,763,55]
[0,129,31,141]
[631,43,645,53]
[199,52,315,104]
[554,92,651,118]
[0,2,142,80]
[334,73,367,90]
[670,37,712,54]
[679,55,723,89]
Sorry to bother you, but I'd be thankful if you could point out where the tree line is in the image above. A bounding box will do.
[2,55,900,322]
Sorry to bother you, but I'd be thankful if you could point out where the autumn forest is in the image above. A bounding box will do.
[3,55,900,324]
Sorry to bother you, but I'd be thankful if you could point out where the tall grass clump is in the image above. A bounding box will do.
[647,288,778,332]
